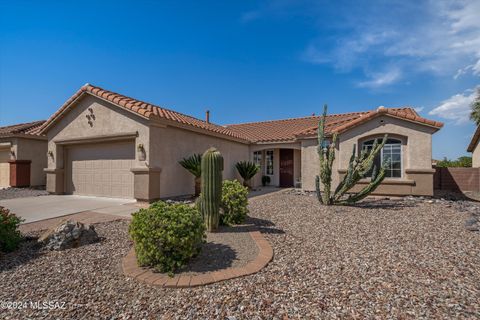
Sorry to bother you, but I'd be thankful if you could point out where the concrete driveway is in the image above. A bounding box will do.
[0,195,139,224]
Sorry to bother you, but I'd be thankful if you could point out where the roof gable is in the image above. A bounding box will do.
[467,126,480,152]
[38,84,250,142]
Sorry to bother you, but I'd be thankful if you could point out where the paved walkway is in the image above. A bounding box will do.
[0,195,138,224]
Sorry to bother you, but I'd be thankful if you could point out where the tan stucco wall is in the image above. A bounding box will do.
[472,140,480,167]
[149,125,249,198]
[15,138,47,186]
[301,115,438,196]
[0,137,47,186]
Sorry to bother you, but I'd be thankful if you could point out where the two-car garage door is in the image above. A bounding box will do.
[66,141,135,198]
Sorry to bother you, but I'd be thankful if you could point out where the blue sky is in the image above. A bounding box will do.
[0,0,479,159]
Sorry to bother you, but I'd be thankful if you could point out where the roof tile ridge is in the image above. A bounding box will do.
[226,110,368,127]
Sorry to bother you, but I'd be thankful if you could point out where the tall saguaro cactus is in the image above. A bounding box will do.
[199,147,224,231]
[315,104,389,205]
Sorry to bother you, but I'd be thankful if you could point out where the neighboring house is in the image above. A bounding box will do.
[467,126,480,167]
[0,121,47,188]
[37,84,443,201]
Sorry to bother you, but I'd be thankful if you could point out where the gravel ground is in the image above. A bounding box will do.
[179,225,258,275]
[0,187,49,200]
[1,192,479,319]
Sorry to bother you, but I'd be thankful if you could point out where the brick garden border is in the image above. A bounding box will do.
[122,231,273,288]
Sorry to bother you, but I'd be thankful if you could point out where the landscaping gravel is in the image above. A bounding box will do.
[1,192,479,319]
[178,225,258,275]
[0,187,49,200]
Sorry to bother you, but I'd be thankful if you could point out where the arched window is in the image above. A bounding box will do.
[362,138,402,178]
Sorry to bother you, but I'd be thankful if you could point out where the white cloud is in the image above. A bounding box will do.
[429,88,477,124]
[299,0,480,86]
[356,68,402,89]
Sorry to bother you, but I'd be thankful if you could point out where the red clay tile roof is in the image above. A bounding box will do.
[38,84,443,144]
[38,84,251,142]
[0,120,46,137]
[467,126,480,152]
[227,107,442,143]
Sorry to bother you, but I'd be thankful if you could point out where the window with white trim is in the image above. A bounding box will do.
[265,150,274,175]
[253,151,262,166]
[362,138,402,178]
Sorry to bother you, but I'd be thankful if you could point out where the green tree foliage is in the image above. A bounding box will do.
[470,87,480,125]
[178,153,202,196]
[220,180,249,225]
[235,161,260,188]
[436,156,472,167]
[315,105,389,205]
[128,201,206,274]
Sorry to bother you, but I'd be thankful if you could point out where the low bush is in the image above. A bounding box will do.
[221,180,249,225]
[0,206,23,252]
[261,175,271,186]
[128,201,206,274]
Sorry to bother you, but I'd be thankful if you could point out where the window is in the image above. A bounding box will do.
[253,151,262,166]
[266,150,274,175]
[362,138,402,178]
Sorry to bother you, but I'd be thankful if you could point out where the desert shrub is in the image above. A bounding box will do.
[221,180,249,225]
[261,175,271,186]
[129,201,206,274]
[0,206,23,252]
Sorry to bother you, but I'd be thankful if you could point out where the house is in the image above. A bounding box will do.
[467,126,480,167]
[37,84,443,201]
[0,121,47,188]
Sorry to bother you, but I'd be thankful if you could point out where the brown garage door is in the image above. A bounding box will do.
[0,149,10,188]
[66,141,135,198]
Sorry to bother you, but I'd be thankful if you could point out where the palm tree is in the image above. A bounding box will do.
[178,154,202,196]
[470,87,480,125]
[235,161,260,188]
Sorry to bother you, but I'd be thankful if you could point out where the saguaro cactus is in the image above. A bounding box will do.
[315,104,388,205]
[199,147,224,231]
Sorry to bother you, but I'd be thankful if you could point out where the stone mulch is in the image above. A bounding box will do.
[1,191,479,318]
[0,187,49,200]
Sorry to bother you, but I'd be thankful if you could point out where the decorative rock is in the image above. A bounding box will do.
[39,220,99,250]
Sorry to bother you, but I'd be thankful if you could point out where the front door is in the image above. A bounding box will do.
[279,149,294,187]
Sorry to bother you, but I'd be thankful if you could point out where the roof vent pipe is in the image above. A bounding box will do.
[206,110,210,124]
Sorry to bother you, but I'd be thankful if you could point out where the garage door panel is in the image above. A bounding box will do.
[67,142,134,198]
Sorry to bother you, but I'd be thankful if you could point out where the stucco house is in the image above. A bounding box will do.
[467,126,480,167]
[37,84,443,201]
[0,121,47,188]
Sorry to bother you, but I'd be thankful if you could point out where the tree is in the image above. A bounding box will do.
[315,104,389,205]
[178,154,202,196]
[470,87,480,125]
[436,156,472,167]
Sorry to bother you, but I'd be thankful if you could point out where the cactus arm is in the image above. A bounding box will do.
[338,163,387,205]
[315,175,323,204]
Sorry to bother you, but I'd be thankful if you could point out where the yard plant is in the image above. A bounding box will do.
[221,180,249,225]
[0,206,23,252]
[198,147,224,232]
[235,161,260,188]
[178,153,202,196]
[315,105,388,205]
[129,201,205,274]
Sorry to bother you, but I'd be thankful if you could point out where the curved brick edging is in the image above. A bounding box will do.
[121,231,273,288]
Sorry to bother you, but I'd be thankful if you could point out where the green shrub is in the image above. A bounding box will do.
[261,175,271,186]
[221,180,249,225]
[0,206,23,252]
[128,201,206,274]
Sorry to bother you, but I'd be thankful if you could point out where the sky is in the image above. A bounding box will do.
[0,0,479,159]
